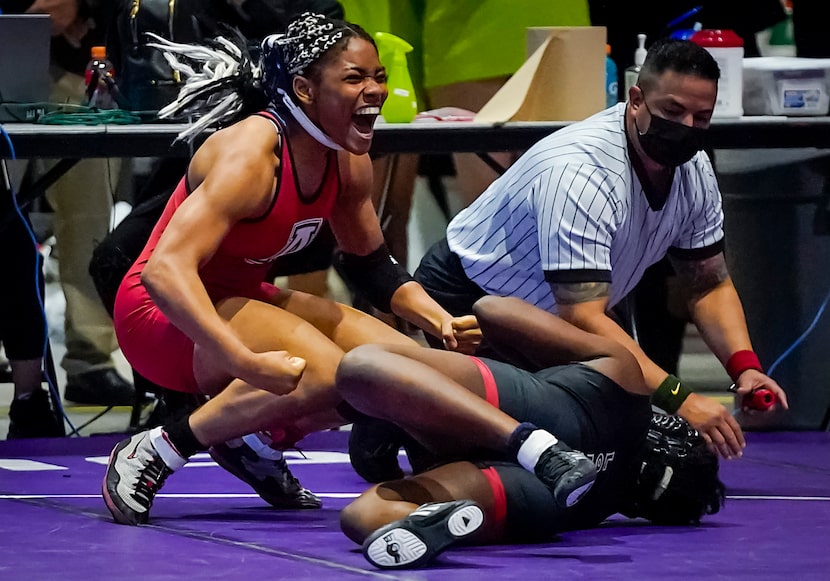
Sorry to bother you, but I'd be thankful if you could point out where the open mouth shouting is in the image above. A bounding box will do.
[352,106,381,139]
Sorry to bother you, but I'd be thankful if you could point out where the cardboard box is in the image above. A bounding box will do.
[476,26,606,123]
[743,57,830,116]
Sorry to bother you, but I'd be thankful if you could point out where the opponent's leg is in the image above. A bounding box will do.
[337,344,597,509]
[342,462,496,569]
[337,344,511,453]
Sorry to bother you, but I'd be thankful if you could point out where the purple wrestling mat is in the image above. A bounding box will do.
[1,430,829,580]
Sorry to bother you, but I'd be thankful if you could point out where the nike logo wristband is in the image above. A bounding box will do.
[652,374,692,414]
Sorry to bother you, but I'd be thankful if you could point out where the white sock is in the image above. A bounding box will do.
[148,426,188,470]
[517,429,559,473]
[242,432,284,461]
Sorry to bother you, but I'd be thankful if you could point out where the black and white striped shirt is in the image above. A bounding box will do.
[446,103,723,313]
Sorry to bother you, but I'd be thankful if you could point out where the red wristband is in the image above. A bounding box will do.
[725,350,763,382]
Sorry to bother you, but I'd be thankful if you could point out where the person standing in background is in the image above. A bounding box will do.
[340,0,592,250]
[1,0,136,406]
[1,181,65,438]
[418,0,592,208]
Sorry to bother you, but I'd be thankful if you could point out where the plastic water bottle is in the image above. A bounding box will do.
[605,44,618,108]
[84,46,117,109]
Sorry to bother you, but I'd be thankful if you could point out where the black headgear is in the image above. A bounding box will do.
[624,413,726,525]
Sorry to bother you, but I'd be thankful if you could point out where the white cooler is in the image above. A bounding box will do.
[742,57,830,116]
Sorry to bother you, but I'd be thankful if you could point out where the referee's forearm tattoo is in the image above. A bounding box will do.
[672,254,729,297]
[552,282,611,305]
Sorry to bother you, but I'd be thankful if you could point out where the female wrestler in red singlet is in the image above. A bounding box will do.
[103,13,481,526]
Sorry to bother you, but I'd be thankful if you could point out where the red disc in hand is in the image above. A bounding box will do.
[744,388,776,411]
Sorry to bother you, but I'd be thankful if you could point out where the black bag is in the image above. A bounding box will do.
[107,0,345,113]
[108,0,223,112]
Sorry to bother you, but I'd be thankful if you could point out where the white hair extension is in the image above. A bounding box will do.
[160,53,196,78]
[173,92,243,143]
[144,32,258,142]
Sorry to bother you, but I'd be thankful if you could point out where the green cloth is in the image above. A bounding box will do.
[339,1,590,94]
[340,0,427,105]
[339,0,393,35]
[421,1,590,88]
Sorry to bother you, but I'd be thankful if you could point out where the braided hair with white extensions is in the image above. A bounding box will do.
[146,12,376,145]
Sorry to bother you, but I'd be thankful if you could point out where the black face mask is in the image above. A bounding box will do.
[636,101,707,167]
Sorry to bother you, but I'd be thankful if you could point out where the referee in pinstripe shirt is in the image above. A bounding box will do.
[415,38,788,460]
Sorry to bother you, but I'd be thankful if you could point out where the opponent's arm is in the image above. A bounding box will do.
[330,152,480,353]
[552,281,663,389]
[473,295,646,394]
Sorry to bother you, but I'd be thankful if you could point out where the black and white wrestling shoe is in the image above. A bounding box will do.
[362,500,485,569]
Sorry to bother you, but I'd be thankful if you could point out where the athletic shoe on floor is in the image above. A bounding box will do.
[363,500,484,569]
[7,388,65,439]
[534,441,598,508]
[102,431,173,525]
[348,417,405,483]
[64,368,136,407]
[209,441,321,509]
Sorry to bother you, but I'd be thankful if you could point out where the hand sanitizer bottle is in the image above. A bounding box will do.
[624,34,647,99]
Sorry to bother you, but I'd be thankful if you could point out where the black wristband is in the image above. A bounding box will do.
[336,244,414,312]
[651,374,693,415]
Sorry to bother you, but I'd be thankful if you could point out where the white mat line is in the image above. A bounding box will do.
[726,495,830,501]
[2,493,827,501]
[0,492,360,500]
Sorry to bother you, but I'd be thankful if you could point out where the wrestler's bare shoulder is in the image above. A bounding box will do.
[197,115,281,160]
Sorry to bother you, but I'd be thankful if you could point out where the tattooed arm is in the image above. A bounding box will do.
[553,268,770,461]
[669,252,752,364]
[552,280,669,392]
[670,252,787,392]
[669,252,787,457]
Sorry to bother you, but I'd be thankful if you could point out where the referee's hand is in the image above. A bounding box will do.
[678,393,746,459]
